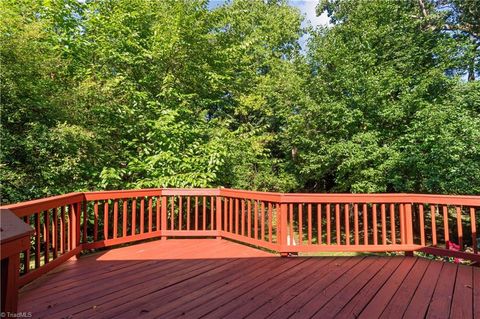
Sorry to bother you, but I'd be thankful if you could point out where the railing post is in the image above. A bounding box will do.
[1,209,34,313]
[216,195,222,240]
[161,196,167,240]
[279,202,289,257]
[405,203,414,256]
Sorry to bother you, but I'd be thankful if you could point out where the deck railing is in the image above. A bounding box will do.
[1,188,479,312]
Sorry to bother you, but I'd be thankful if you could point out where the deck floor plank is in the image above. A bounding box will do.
[131,257,293,319]
[380,257,430,319]
[243,258,351,319]
[17,239,475,319]
[89,257,276,319]
[202,257,332,319]
[160,258,307,319]
[312,257,390,319]
[474,267,480,318]
[353,257,417,318]
[450,264,473,318]
[334,257,403,318]
[402,259,444,319]
[426,261,458,319]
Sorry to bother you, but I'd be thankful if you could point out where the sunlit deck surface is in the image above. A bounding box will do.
[19,239,478,319]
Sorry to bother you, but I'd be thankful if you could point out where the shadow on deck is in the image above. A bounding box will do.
[19,239,478,319]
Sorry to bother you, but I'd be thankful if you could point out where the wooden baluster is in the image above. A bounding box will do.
[241,200,246,236]
[431,205,437,246]
[399,204,405,244]
[93,202,98,241]
[113,200,118,239]
[216,196,222,240]
[123,200,128,237]
[75,203,81,252]
[268,203,273,242]
[443,205,450,243]
[148,197,153,233]
[52,208,58,259]
[363,203,368,245]
[210,196,214,230]
[103,201,109,240]
[44,211,50,264]
[254,201,259,240]
[354,204,359,245]
[178,196,183,231]
[381,204,387,245]
[261,202,265,241]
[298,204,303,245]
[345,204,350,246]
[170,197,174,231]
[156,197,161,231]
[223,197,228,232]
[203,197,207,231]
[326,204,331,245]
[419,204,425,246]
[372,204,378,245]
[229,197,233,233]
[132,199,137,235]
[235,199,239,234]
[140,198,145,234]
[336,204,341,245]
[161,196,167,240]
[35,213,41,268]
[82,202,87,244]
[61,206,66,253]
[390,204,396,244]
[68,205,72,251]
[456,206,463,249]
[195,196,199,231]
[247,200,252,237]
[318,204,322,244]
[289,204,294,245]
[471,208,477,254]
[307,204,312,245]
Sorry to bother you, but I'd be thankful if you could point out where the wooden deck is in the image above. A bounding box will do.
[19,239,478,319]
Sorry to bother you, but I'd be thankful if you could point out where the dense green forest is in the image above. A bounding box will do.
[1,0,479,204]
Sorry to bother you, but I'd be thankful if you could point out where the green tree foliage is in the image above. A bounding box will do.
[1,0,479,204]
[288,0,480,193]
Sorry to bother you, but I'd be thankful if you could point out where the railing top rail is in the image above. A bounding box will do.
[220,188,282,202]
[279,193,480,205]
[1,189,479,217]
[1,193,84,217]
